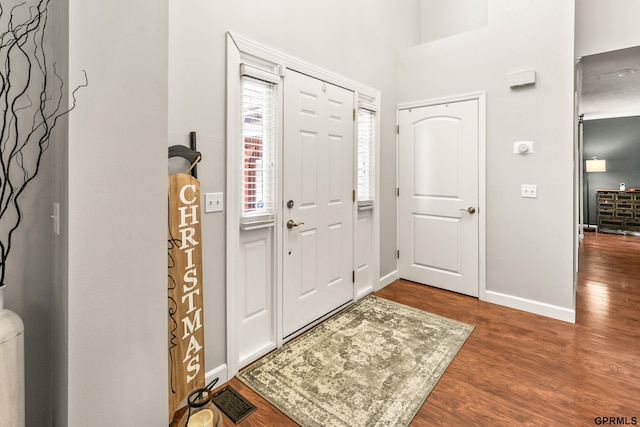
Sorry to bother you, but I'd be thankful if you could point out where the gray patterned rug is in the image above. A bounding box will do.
[237,295,473,427]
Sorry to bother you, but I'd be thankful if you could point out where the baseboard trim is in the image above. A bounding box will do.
[377,270,399,290]
[205,363,229,387]
[485,290,575,323]
[355,285,374,300]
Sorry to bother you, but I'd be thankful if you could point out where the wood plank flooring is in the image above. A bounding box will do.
[202,232,640,426]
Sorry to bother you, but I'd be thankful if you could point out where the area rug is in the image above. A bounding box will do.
[237,295,473,427]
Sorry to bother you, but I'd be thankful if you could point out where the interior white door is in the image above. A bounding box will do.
[282,70,354,338]
[398,100,479,297]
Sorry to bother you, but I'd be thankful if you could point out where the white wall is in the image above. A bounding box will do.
[420,0,487,43]
[401,0,576,320]
[576,0,640,57]
[51,0,69,424]
[66,0,168,424]
[169,0,420,377]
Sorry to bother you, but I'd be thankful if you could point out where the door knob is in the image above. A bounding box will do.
[459,207,476,214]
[287,220,305,229]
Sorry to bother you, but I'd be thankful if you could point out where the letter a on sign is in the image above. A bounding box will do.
[167,173,205,421]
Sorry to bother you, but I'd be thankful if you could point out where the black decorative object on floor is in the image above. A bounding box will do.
[212,385,257,424]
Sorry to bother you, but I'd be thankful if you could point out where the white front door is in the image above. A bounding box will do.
[282,70,354,338]
[398,100,479,297]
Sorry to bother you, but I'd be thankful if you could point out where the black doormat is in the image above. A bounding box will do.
[212,385,257,424]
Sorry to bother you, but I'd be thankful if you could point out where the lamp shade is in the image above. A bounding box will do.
[585,159,606,173]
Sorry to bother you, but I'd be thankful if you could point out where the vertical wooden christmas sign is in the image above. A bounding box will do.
[167,173,205,420]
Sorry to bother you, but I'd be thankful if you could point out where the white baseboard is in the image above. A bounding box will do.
[205,363,229,387]
[377,270,399,290]
[355,285,374,300]
[485,290,575,323]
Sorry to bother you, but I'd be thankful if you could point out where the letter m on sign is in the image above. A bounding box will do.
[167,173,205,421]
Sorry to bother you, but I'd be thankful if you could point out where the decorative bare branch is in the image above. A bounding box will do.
[0,0,87,287]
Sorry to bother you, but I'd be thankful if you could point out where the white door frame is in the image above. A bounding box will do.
[225,33,381,379]
[397,92,487,301]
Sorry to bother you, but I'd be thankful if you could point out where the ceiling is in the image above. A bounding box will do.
[580,45,640,120]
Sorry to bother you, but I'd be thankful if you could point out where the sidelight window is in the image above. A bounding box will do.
[241,74,276,221]
[357,108,375,207]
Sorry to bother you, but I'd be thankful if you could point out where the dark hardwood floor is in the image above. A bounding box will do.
[202,232,640,426]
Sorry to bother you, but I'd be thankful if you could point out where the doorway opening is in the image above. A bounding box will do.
[576,45,640,319]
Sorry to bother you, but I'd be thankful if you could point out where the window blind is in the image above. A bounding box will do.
[241,76,276,222]
[357,108,375,206]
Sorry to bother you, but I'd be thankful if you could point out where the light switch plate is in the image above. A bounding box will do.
[205,192,224,213]
[521,184,537,198]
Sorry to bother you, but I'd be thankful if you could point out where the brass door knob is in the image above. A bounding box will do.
[287,220,304,229]
[459,207,476,214]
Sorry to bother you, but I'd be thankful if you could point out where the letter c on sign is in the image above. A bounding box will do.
[179,184,197,204]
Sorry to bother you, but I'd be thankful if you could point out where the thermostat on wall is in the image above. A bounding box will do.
[513,141,533,154]
[509,70,536,88]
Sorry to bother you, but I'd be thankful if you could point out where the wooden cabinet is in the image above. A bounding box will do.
[597,190,640,233]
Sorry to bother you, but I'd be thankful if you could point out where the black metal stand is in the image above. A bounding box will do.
[584,173,596,232]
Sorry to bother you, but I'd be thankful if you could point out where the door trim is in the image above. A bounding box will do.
[397,91,487,301]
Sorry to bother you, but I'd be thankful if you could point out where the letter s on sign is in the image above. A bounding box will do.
[186,354,200,383]
[179,184,197,204]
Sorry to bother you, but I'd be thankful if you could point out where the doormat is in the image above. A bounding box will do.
[237,295,473,427]
[212,385,256,424]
